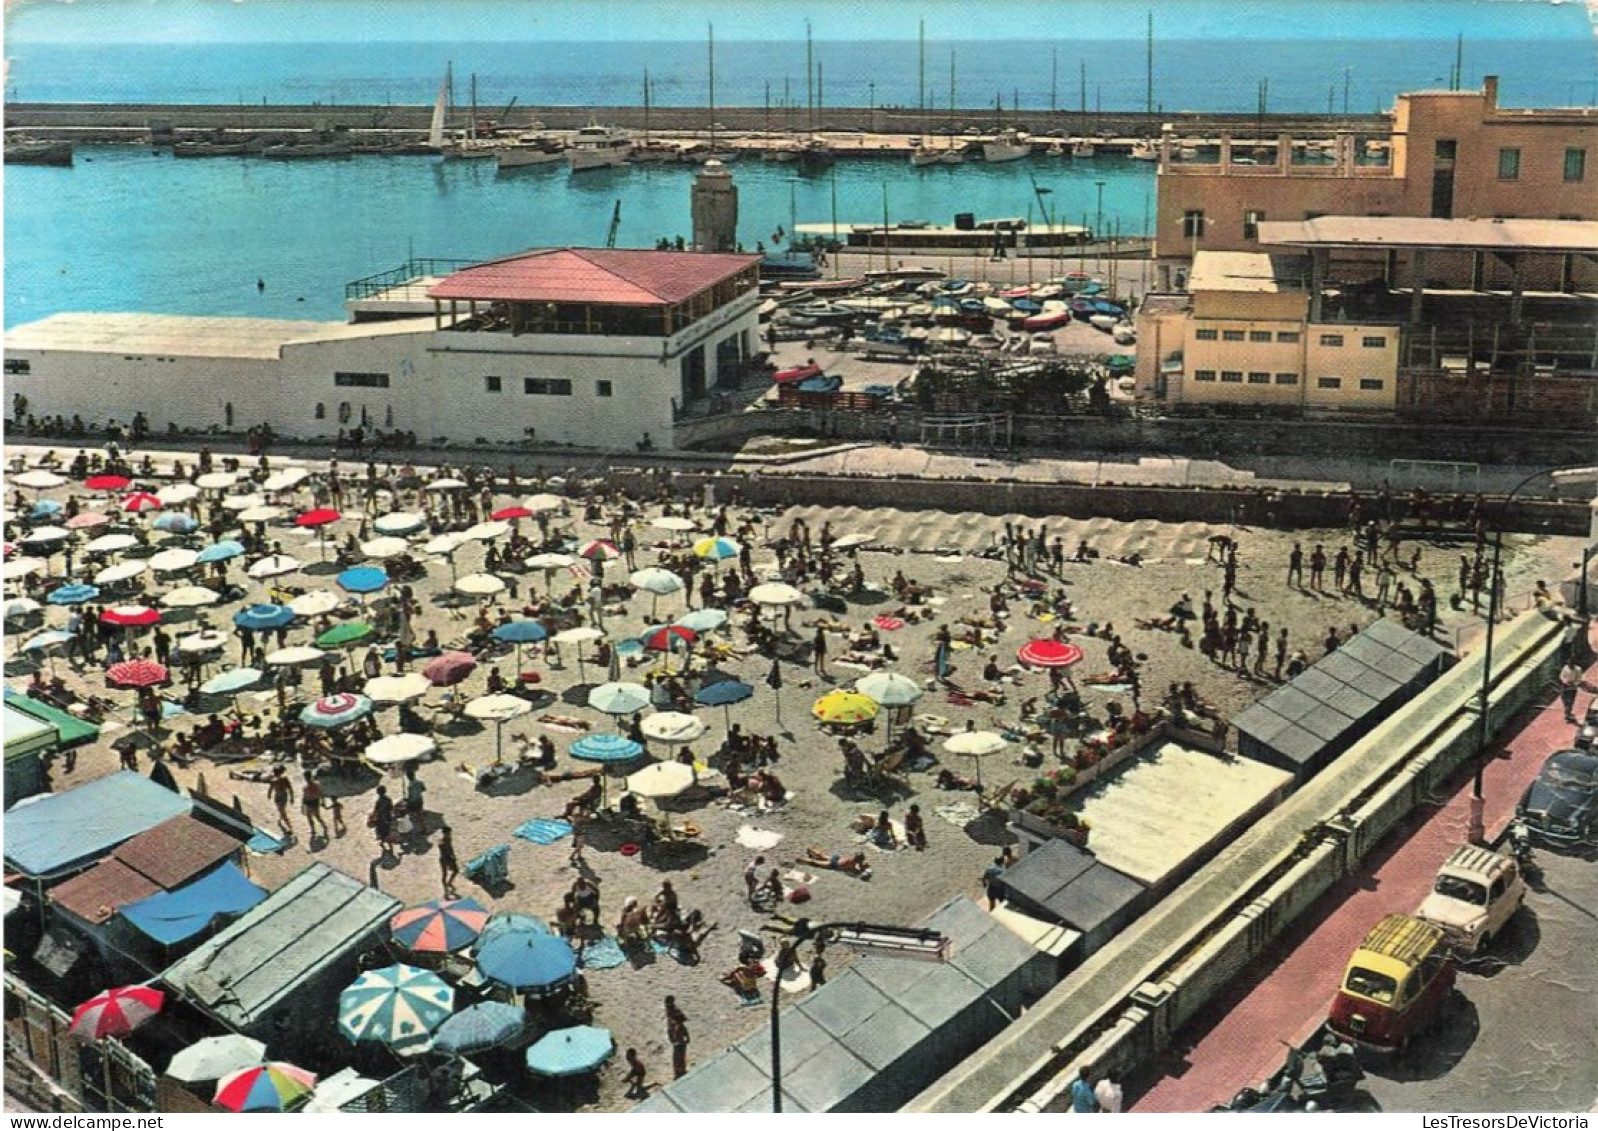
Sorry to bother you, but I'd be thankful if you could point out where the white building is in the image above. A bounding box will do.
[4,247,762,450]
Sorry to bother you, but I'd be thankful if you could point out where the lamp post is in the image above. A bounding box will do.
[1093,180,1106,242]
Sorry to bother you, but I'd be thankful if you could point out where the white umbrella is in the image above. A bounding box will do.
[366,732,437,765]
[162,586,221,608]
[94,560,148,586]
[554,626,605,647]
[832,533,875,550]
[650,516,698,532]
[266,645,327,667]
[526,552,575,571]
[289,590,341,617]
[942,729,1008,786]
[630,568,684,595]
[463,521,510,543]
[177,629,230,654]
[374,512,427,536]
[85,533,139,556]
[220,493,265,512]
[237,504,286,524]
[639,711,707,744]
[365,673,432,703]
[424,533,468,556]
[361,537,410,560]
[13,470,66,490]
[148,548,200,574]
[155,483,201,505]
[262,468,310,493]
[749,582,804,606]
[466,693,533,764]
[521,493,565,513]
[857,671,924,707]
[20,526,71,545]
[196,471,239,491]
[424,478,468,492]
[3,596,43,619]
[247,554,301,579]
[626,761,696,799]
[454,573,505,597]
[2,557,46,580]
[166,1034,268,1085]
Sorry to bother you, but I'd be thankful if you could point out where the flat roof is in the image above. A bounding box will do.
[1188,251,1309,294]
[3,313,337,360]
[429,247,760,306]
[1257,216,1598,254]
[4,771,191,878]
[4,702,55,760]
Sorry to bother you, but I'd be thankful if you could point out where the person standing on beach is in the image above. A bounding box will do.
[438,825,460,897]
[665,996,690,1079]
[1287,542,1303,589]
[812,625,828,676]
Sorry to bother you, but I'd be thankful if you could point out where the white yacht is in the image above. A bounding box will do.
[982,129,1031,163]
[567,124,633,172]
[495,133,566,170]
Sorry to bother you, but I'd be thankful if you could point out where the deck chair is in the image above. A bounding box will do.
[979,779,1017,812]
[463,844,510,888]
[867,748,908,787]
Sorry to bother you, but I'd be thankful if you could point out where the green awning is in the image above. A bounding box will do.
[3,688,100,749]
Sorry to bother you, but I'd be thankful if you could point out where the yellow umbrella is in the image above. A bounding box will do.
[811,690,880,725]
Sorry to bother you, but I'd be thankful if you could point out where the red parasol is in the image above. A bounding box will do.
[122,491,163,513]
[84,475,132,491]
[641,625,697,653]
[107,658,171,688]
[293,508,342,528]
[101,605,161,628]
[70,985,165,1039]
[1017,639,1085,668]
[490,506,535,521]
[423,651,478,687]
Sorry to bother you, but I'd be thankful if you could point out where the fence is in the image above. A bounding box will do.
[4,973,158,1113]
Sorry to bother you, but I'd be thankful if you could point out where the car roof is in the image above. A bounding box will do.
[1545,749,1598,774]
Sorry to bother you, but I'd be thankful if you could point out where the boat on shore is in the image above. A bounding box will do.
[567,123,632,172]
[5,138,73,166]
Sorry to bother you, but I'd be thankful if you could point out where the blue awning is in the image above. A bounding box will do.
[122,862,267,946]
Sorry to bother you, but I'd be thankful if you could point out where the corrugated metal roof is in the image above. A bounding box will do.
[3,771,191,878]
[1257,215,1598,253]
[428,247,760,306]
[113,815,242,890]
[49,858,160,925]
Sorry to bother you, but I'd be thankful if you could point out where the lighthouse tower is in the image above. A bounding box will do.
[691,160,738,253]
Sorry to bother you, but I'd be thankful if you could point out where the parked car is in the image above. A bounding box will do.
[1413,844,1524,953]
[1515,748,1598,847]
[1327,914,1455,1054]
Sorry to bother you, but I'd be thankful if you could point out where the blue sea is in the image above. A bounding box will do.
[5,0,1595,328]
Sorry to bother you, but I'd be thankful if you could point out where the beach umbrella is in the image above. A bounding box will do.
[569,733,644,765]
[195,471,239,491]
[749,581,804,607]
[13,470,66,490]
[177,629,229,655]
[424,477,468,492]
[29,499,64,520]
[83,474,132,492]
[694,678,753,729]
[20,629,74,656]
[1017,639,1085,668]
[465,693,532,762]
[474,931,577,995]
[151,513,199,534]
[423,651,477,687]
[122,491,162,513]
[165,1034,267,1085]
[526,551,576,590]
[588,681,650,718]
[491,505,535,521]
[943,729,1009,786]
[857,671,924,708]
[832,532,875,551]
[365,672,431,704]
[521,493,565,513]
[650,515,698,532]
[631,566,684,596]
[293,507,341,529]
[553,624,604,681]
[155,483,200,506]
[64,511,111,530]
[625,760,696,798]
[20,525,70,546]
[337,566,390,597]
[213,1063,316,1114]
[196,539,246,564]
[262,467,310,493]
[424,532,468,556]
[524,1026,614,1078]
[577,539,620,562]
[236,504,284,524]
[431,1002,525,1055]
[316,622,375,649]
[360,537,409,560]
[301,693,374,729]
[675,607,728,633]
[220,493,265,512]
[148,547,200,574]
[391,898,490,955]
[455,573,505,598]
[641,625,697,659]
[3,596,43,620]
[266,645,327,667]
[234,603,295,631]
[692,536,740,562]
[463,520,510,543]
[289,589,340,617]
[2,557,46,581]
[47,583,99,605]
[474,912,553,954]
[640,711,707,745]
[162,585,221,608]
[107,658,169,688]
[93,560,148,587]
[491,619,547,677]
[247,553,301,579]
[102,604,160,628]
[374,512,427,536]
[365,733,437,765]
[812,689,879,725]
[201,668,263,695]
[84,532,138,556]
[69,985,165,1040]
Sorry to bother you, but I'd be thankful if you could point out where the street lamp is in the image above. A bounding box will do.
[1471,464,1598,842]
[767,919,948,1112]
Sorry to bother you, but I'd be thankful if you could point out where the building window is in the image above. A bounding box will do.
[1222,329,1246,342]
[523,378,573,396]
[1565,148,1586,183]
[484,376,503,393]
[1249,330,1272,343]
[1220,371,1243,383]
[1182,210,1206,239]
[596,380,614,398]
[314,403,325,420]
[1242,209,1265,240]
[334,371,390,388]
[1247,372,1270,384]
[1358,378,1385,391]
[1276,331,1300,343]
[1193,370,1217,382]
[3,359,30,375]
[1194,328,1219,341]
[1319,333,1344,347]
[1274,373,1299,385]
[1497,147,1520,181]
[1317,376,1342,389]
[1361,335,1387,348]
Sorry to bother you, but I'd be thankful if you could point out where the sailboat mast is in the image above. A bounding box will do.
[949,50,956,152]
[1146,10,1155,115]
[643,68,651,145]
[918,19,926,143]
[708,23,716,152]
[805,21,814,134]
[469,73,478,141]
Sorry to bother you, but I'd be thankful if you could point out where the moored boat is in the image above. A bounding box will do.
[568,123,632,172]
[4,139,73,166]
[495,134,566,170]
[982,129,1032,163]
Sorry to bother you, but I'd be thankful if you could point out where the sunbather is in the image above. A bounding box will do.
[801,847,872,876]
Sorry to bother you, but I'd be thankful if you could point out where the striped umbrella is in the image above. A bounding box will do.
[122,491,163,513]
[47,583,100,606]
[300,693,374,729]
[641,624,697,654]
[577,539,621,562]
[337,964,453,1052]
[430,1002,526,1055]
[1017,639,1085,668]
[390,898,491,954]
[569,733,645,765]
[692,536,741,562]
[102,604,160,628]
[107,658,170,689]
[234,603,296,631]
[70,985,165,1039]
[213,1063,317,1113]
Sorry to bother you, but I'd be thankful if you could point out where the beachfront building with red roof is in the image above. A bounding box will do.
[4,246,762,450]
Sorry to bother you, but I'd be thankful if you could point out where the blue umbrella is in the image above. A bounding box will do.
[337,567,389,596]
[197,540,246,564]
[337,964,453,1052]
[491,618,547,677]
[675,608,728,633]
[30,499,63,519]
[472,912,552,957]
[569,733,645,765]
[152,513,199,534]
[524,1025,614,1077]
[696,678,754,728]
[48,584,100,606]
[430,1002,525,1055]
[234,603,295,631]
[475,931,577,994]
[21,629,74,653]
[201,667,263,695]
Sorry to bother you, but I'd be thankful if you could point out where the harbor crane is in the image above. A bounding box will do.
[605,200,622,248]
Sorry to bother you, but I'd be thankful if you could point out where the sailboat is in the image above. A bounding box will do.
[427,71,448,152]
[909,21,941,167]
[442,70,496,160]
[935,50,965,165]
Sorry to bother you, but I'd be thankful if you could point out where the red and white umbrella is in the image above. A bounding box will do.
[1017,639,1085,668]
[641,625,697,653]
[122,491,163,513]
[293,507,342,528]
[70,985,165,1039]
[107,658,170,688]
[101,605,161,628]
[577,539,621,561]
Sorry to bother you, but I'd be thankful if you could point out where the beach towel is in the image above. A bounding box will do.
[872,615,905,631]
[579,936,628,970]
[735,826,784,850]
[514,818,573,845]
[934,801,982,827]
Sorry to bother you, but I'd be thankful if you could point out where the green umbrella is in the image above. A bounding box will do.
[316,622,375,649]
